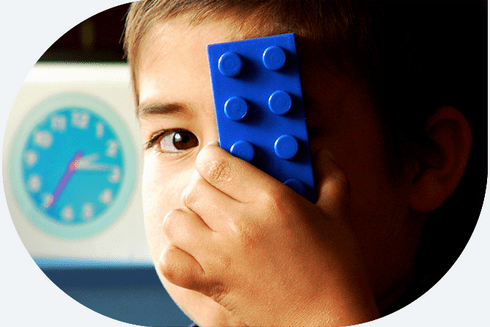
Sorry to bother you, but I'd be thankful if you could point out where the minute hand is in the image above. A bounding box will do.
[77,153,114,171]
[76,162,114,171]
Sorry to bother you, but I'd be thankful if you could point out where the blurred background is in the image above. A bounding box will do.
[3,3,192,326]
[3,1,489,327]
[39,4,127,63]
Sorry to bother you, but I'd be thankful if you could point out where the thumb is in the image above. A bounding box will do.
[313,149,351,220]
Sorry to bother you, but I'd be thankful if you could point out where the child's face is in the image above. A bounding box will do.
[136,16,420,324]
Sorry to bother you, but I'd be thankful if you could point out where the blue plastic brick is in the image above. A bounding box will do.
[207,33,316,202]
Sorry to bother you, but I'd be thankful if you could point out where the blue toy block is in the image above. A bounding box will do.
[207,33,316,202]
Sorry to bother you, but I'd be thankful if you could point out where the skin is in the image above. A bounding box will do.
[136,16,428,326]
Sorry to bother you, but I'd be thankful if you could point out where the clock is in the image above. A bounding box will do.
[9,92,137,239]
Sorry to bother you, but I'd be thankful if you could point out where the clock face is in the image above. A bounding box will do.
[10,93,136,239]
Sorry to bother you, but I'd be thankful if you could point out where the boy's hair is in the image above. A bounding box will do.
[124,0,373,105]
[124,0,486,314]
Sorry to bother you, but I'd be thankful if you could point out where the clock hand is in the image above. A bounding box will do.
[79,153,99,164]
[44,150,83,209]
[76,163,114,171]
[77,153,114,171]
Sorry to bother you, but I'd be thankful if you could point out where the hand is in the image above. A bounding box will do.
[77,153,113,171]
[46,150,83,209]
[160,142,379,326]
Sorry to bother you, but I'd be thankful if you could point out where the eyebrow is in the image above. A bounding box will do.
[136,102,191,118]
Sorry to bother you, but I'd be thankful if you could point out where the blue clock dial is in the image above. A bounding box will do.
[10,93,136,239]
[23,107,124,224]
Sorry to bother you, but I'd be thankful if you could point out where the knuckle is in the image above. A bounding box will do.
[180,185,194,207]
[259,185,298,225]
[159,247,195,288]
[237,226,261,251]
[159,247,226,298]
[233,216,265,251]
[215,248,233,271]
[159,248,179,281]
[337,171,351,194]
[181,177,203,208]
[329,169,351,197]
[206,157,232,184]
[262,186,284,215]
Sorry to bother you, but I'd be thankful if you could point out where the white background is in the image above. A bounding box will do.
[1,0,488,326]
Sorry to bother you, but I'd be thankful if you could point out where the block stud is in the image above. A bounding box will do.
[218,51,242,77]
[268,90,292,115]
[262,46,286,71]
[224,96,248,121]
[274,134,298,160]
[230,140,255,163]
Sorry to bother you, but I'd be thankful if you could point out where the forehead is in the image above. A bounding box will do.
[136,17,239,107]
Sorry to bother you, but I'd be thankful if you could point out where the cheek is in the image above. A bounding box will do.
[334,126,397,243]
[340,138,388,213]
[141,156,194,262]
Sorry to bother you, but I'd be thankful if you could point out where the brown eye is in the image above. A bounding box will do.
[158,130,199,153]
[172,131,199,150]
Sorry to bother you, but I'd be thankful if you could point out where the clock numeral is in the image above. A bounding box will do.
[72,112,90,129]
[96,122,104,139]
[109,167,121,183]
[25,150,38,167]
[51,115,67,132]
[99,189,113,204]
[106,140,119,158]
[33,131,53,149]
[27,174,41,193]
[42,193,54,210]
[82,203,94,220]
[61,205,75,221]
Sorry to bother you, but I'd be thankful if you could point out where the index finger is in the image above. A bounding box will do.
[196,141,286,203]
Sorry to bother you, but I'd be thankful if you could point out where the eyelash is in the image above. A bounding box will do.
[145,129,167,150]
[144,129,199,153]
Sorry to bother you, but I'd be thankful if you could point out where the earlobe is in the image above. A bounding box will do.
[408,106,472,213]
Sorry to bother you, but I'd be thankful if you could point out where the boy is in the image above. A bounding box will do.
[123,0,486,326]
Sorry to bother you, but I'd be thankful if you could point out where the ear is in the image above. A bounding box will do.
[408,106,472,213]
